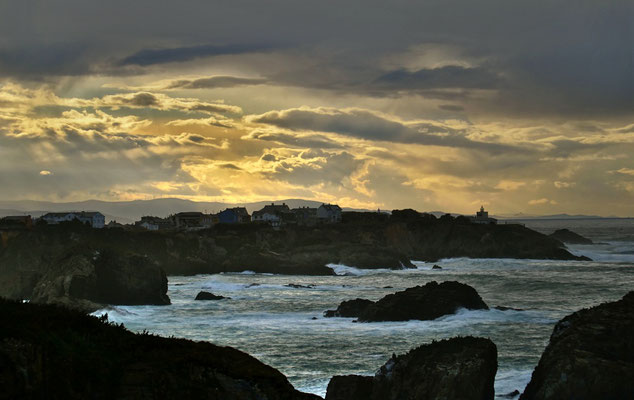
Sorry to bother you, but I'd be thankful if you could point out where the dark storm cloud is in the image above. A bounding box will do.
[119,44,270,66]
[0,1,630,116]
[0,43,92,78]
[374,66,500,90]
[165,76,268,90]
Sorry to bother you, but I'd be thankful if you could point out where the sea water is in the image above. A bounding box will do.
[95,219,634,398]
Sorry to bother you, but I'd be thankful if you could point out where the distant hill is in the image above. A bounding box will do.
[0,198,360,223]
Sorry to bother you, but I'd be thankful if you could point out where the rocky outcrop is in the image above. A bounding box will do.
[548,228,593,245]
[325,281,488,322]
[325,336,497,400]
[323,298,374,317]
[0,298,319,400]
[195,291,228,300]
[520,291,634,400]
[29,248,169,312]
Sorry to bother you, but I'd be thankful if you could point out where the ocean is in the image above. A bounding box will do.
[95,218,634,398]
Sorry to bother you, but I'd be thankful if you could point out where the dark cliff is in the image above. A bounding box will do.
[0,298,319,400]
[0,216,588,304]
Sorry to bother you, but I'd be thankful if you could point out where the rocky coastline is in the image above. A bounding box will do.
[0,216,590,307]
[1,289,631,398]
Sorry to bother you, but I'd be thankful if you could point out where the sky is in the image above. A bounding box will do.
[0,1,632,216]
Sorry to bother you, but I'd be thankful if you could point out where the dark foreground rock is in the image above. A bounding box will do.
[0,298,319,400]
[520,291,634,400]
[30,248,169,312]
[195,291,229,300]
[324,281,488,322]
[548,229,593,245]
[325,336,497,400]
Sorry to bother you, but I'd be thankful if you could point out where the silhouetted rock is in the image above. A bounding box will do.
[30,249,169,312]
[325,336,497,400]
[364,281,488,322]
[548,229,593,245]
[195,291,228,300]
[432,264,442,270]
[521,291,634,400]
[0,298,319,400]
[324,298,374,318]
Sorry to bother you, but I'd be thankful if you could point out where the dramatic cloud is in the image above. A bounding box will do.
[373,66,500,90]
[0,2,632,215]
[248,107,522,153]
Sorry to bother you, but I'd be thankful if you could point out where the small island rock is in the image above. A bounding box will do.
[325,281,488,322]
[194,291,228,300]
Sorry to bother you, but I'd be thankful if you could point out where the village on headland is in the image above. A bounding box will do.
[0,203,498,231]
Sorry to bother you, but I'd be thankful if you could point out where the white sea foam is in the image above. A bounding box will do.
[326,263,394,276]
[494,369,533,398]
[567,242,634,263]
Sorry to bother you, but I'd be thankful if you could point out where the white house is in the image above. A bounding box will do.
[317,204,342,223]
[41,211,106,228]
[252,203,291,227]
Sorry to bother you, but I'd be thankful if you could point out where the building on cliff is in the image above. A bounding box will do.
[136,216,174,230]
[41,212,105,228]
[291,207,318,226]
[218,207,251,224]
[171,212,206,228]
[469,206,497,225]
[317,204,342,223]
[252,203,291,227]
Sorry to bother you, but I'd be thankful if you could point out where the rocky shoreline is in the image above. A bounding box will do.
[2,291,631,399]
[0,217,590,307]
